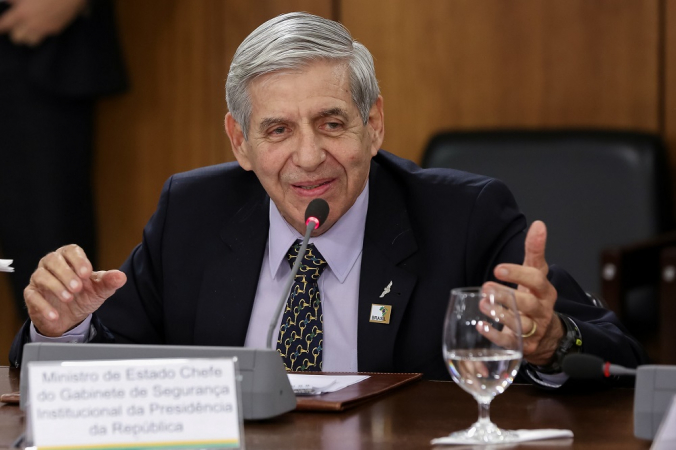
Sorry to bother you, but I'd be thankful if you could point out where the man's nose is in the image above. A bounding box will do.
[292,128,325,170]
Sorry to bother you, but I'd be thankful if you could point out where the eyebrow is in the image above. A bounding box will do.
[257,108,351,134]
[258,117,287,134]
[316,107,349,121]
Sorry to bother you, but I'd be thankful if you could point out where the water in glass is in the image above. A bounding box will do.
[442,285,523,443]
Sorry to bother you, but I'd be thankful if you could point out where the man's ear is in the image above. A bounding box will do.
[367,95,385,157]
[225,112,253,171]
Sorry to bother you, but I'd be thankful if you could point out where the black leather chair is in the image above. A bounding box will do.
[422,130,676,362]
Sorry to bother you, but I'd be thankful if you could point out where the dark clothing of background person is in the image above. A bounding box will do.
[0,0,127,319]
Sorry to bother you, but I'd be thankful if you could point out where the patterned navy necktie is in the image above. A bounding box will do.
[276,240,328,372]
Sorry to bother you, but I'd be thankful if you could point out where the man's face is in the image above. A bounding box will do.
[225,60,384,235]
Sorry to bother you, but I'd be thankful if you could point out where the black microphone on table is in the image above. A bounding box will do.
[562,353,637,379]
[266,198,330,350]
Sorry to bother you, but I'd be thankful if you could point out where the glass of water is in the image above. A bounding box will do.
[443,284,523,443]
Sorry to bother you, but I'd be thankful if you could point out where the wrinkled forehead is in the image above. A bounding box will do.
[246,61,356,121]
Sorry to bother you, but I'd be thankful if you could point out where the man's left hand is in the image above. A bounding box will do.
[491,220,565,366]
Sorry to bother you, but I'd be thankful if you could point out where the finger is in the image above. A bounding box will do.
[0,9,21,34]
[479,281,525,335]
[89,270,127,298]
[523,220,548,272]
[40,252,84,296]
[519,315,537,338]
[479,283,543,342]
[476,319,520,351]
[24,287,76,338]
[480,292,540,340]
[481,282,519,313]
[479,297,526,337]
[60,244,93,279]
[477,362,489,378]
[494,264,556,301]
[478,293,519,328]
[9,28,44,47]
[31,265,74,303]
[456,359,489,379]
[21,32,43,46]
[10,27,31,45]
[24,286,59,323]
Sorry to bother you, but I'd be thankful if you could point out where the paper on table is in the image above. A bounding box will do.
[288,374,369,395]
[431,429,573,445]
[0,259,14,273]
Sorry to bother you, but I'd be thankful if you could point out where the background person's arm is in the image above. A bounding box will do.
[0,0,87,46]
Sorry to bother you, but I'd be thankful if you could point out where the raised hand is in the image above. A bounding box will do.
[24,244,126,337]
[491,221,564,366]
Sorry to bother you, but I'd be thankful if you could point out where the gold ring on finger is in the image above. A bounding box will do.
[521,322,537,338]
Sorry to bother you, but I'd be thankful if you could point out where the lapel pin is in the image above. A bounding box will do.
[379,281,393,298]
[370,304,392,324]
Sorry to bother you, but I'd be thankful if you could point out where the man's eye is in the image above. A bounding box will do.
[270,127,286,135]
[325,122,342,130]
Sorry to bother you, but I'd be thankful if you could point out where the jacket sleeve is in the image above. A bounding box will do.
[548,265,648,368]
[8,314,116,368]
[94,177,177,344]
[466,178,648,380]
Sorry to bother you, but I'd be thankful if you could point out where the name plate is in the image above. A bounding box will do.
[26,358,243,450]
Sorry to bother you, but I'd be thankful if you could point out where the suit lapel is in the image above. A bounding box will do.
[191,158,420,365]
[193,187,270,346]
[358,161,418,371]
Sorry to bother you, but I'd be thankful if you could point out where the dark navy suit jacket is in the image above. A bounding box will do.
[10,151,647,380]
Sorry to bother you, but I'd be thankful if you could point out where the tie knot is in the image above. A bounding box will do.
[287,240,328,276]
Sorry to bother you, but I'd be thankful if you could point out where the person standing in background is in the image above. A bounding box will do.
[0,0,127,319]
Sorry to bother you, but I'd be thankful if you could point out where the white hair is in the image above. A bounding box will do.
[225,12,380,140]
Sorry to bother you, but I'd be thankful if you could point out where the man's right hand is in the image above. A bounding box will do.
[24,244,127,337]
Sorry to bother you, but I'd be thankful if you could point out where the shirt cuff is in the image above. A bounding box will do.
[29,315,93,343]
[523,364,569,388]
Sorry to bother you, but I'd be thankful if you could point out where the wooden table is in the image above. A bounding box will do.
[0,367,651,449]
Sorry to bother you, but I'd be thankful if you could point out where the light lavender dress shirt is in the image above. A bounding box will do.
[243,184,368,372]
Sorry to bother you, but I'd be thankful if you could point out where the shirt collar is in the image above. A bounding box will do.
[268,183,369,283]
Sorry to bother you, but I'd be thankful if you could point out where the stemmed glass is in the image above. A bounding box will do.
[443,284,523,443]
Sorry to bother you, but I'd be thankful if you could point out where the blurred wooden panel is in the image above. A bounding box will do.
[0,275,21,364]
[95,0,333,268]
[666,0,676,195]
[342,0,660,163]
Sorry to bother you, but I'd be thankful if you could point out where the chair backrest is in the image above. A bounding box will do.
[422,130,674,295]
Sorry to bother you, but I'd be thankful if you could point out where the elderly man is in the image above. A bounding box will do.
[10,12,645,382]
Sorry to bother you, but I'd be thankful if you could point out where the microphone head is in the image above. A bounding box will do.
[562,353,606,379]
[305,198,330,229]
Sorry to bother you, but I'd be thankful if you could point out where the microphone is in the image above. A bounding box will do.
[266,199,330,349]
[563,354,676,440]
[305,198,329,231]
[562,353,637,379]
